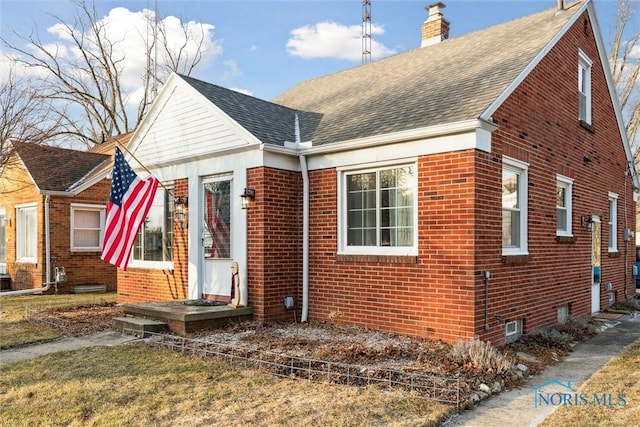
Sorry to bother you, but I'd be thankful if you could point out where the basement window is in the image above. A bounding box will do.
[505,320,522,344]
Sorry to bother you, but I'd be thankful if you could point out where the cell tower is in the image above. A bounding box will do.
[362,0,371,64]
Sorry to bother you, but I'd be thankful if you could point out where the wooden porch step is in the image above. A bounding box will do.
[112,316,167,338]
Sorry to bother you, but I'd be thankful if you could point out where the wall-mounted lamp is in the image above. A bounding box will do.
[174,196,188,228]
[240,188,256,210]
[580,215,594,232]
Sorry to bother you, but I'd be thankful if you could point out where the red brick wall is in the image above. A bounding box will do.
[117,178,189,302]
[112,12,634,347]
[0,154,116,292]
[299,153,477,343]
[247,167,302,321]
[46,181,116,293]
[254,11,634,345]
[474,11,635,343]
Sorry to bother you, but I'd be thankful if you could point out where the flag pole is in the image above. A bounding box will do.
[112,135,174,195]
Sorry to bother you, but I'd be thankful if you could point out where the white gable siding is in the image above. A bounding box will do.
[132,79,260,169]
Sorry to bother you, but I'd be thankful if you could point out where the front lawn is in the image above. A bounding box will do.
[0,344,452,426]
[0,293,118,349]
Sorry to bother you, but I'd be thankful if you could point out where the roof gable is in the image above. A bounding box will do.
[12,142,110,193]
[179,75,311,146]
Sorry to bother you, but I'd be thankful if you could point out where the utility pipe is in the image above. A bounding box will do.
[0,196,53,298]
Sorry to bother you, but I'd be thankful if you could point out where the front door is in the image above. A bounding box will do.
[201,177,233,300]
[591,216,601,314]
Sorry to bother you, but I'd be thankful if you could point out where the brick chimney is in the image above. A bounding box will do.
[421,2,450,47]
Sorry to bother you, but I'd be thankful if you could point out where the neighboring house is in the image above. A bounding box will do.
[117,0,638,344]
[0,136,129,293]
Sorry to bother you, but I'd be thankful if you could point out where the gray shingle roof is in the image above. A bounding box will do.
[178,75,320,146]
[13,142,110,192]
[273,1,587,145]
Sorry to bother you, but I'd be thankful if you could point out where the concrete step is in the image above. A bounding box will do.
[112,316,167,338]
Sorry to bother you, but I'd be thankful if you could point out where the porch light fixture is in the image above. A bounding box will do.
[240,188,256,209]
[174,196,188,228]
[580,215,594,232]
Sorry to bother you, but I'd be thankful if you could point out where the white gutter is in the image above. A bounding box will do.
[263,119,497,158]
[0,195,53,298]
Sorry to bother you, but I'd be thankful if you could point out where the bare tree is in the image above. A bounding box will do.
[0,66,67,170]
[2,0,210,149]
[610,0,640,163]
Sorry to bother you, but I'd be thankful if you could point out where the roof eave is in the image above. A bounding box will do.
[262,118,498,156]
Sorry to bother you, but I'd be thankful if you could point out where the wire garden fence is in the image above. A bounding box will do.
[138,330,461,409]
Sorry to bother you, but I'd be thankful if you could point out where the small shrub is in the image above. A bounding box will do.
[452,338,514,375]
[611,297,640,312]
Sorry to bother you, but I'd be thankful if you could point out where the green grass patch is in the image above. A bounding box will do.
[539,338,640,427]
[0,344,453,426]
[0,293,117,349]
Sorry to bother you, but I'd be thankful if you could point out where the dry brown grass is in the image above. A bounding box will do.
[539,338,640,427]
[0,344,453,426]
[0,292,119,348]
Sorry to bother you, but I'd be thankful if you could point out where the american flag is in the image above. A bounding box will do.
[101,147,159,270]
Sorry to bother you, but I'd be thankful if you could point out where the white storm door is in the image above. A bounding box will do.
[202,177,233,298]
[591,216,601,314]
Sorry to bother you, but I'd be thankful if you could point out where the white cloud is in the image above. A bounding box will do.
[287,21,395,61]
[230,87,253,96]
[249,44,257,52]
[221,59,242,80]
[14,7,223,108]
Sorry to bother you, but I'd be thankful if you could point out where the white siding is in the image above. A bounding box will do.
[132,78,260,169]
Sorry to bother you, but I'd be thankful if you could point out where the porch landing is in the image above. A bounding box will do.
[119,301,253,335]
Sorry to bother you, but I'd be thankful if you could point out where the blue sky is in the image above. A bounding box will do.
[0,0,625,102]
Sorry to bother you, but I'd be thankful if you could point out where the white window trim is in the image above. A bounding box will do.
[556,175,574,237]
[608,192,618,253]
[502,156,529,256]
[16,202,38,263]
[128,184,175,270]
[128,259,174,270]
[337,161,418,256]
[578,49,593,125]
[70,203,106,252]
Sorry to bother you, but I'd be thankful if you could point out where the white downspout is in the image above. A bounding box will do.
[294,113,310,322]
[45,194,51,286]
[0,195,53,297]
[299,153,309,322]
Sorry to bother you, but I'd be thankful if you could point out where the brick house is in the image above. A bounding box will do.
[0,138,124,294]
[117,0,638,344]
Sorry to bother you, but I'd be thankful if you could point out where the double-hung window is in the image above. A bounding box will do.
[340,163,416,255]
[608,192,618,252]
[131,185,174,267]
[556,175,573,236]
[16,203,37,262]
[578,50,592,125]
[502,157,528,255]
[70,204,105,251]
